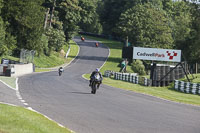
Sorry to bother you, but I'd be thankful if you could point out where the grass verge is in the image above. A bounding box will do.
[0,104,73,133]
[0,77,16,89]
[83,36,200,106]
[34,40,79,72]
[181,73,200,83]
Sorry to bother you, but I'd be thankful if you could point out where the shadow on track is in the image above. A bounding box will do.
[68,55,121,63]
[69,92,92,95]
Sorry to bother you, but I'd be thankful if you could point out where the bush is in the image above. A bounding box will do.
[131,60,146,75]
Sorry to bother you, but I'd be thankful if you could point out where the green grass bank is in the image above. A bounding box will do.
[0,104,73,133]
[34,40,79,72]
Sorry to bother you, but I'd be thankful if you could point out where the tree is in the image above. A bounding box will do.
[45,27,67,55]
[162,1,194,62]
[0,0,5,55]
[42,0,69,56]
[100,0,134,35]
[171,1,192,46]
[116,3,173,48]
[2,0,45,54]
[0,0,16,56]
[78,0,102,34]
[184,3,200,62]
[56,0,81,41]
[0,15,6,56]
[99,0,163,35]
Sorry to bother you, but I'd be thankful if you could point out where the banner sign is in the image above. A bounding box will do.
[133,47,181,62]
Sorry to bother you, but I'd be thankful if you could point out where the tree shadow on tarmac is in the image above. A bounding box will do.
[69,92,91,95]
[68,55,121,63]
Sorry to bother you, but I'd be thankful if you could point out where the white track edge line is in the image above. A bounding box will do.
[27,107,75,133]
[0,102,74,133]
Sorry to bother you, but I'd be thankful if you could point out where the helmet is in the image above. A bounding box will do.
[96,68,100,72]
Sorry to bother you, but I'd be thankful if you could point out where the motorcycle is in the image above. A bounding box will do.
[81,36,85,42]
[59,71,62,76]
[95,42,99,47]
[58,67,64,76]
[91,73,101,94]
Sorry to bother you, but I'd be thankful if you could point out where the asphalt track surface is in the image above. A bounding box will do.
[18,38,200,133]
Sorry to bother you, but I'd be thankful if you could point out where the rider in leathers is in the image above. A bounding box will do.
[89,68,103,88]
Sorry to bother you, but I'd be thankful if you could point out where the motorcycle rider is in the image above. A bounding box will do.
[81,36,85,41]
[58,67,64,76]
[95,42,99,47]
[89,68,103,88]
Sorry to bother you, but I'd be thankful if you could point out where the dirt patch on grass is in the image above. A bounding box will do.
[0,130,7,133]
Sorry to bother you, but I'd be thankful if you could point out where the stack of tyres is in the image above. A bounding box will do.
[151,64,185,87]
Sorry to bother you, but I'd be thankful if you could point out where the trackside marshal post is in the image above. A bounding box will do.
[133,47,181,62]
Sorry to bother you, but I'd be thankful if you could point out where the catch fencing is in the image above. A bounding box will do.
[20,49,35,64]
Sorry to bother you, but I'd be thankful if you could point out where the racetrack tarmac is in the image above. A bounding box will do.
[18,37,200,133]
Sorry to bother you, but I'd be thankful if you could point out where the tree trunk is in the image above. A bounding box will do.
[49,0,56,27]
[44,8,50,29]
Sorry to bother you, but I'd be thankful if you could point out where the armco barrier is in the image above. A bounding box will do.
[113,72,151,86]
[174,80,200,95]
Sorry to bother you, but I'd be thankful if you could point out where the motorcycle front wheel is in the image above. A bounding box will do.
[59,72,62,76]
[91,83,97,94]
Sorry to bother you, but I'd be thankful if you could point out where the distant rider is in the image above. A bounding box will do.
[95,42,99,47]
[81,36,85,41]
[89,68,103,88]
[58,67,64,75]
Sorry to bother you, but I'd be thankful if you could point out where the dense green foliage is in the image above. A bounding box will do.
[116,3,174,48]
[0,0,16,56]
[78,0,102,34]
[0,0,200,63]
[0,0,100,57]
[2,0,45,54]
[131,60,146,75]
